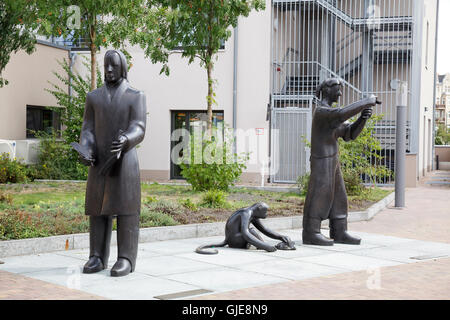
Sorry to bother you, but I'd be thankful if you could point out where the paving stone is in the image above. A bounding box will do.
[295,252,401,271]
[163,267,287,293]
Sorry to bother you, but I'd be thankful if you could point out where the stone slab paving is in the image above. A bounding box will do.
[1,173,449,300]
[1,228,450,300]
[195,173,450,300]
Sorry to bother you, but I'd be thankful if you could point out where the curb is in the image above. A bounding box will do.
[0,192,395,258]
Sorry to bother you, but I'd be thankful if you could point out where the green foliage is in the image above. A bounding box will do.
[146,199,181,215]
[0,153,30,184]
[144,195,158,204]
[200,189,230,209]
[435,124,450,145]
[33,131,88,180]
[179,125,249,191]
[140,207,178,228]
[159,0,265,129]
[46,57,102,146]
[338,115,392,194]
[0,0,38,87]
[36,0,173,90]
[0,190,14,205]
[296,172,310,196]
[178,198,198,211]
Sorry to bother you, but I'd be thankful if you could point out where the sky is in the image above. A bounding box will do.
[437,0,450,74]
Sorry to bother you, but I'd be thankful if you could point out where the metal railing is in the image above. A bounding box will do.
[270,0,414,184]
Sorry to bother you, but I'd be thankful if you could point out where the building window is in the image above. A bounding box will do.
[26,105,60,138]
[170,110,224,179]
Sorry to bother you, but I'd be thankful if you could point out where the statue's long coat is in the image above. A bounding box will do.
[80,79,146,216]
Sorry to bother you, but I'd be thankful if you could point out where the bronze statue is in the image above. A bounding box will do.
[195,202,295,254]
[75,50,146,276]
[302,78,381,246]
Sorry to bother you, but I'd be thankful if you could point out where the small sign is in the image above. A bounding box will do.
[255,128,264,135]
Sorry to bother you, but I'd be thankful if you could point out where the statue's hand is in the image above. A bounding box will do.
[281,235,293,245]
[79,155,95,167]
[111,134,128,154]
[361,108,373,119]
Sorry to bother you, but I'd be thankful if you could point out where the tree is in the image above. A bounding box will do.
[158,0,265,132]
[0,0,39,87]
[36,0,171,91]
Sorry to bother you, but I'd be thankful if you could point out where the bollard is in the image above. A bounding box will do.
[395,81,408,208]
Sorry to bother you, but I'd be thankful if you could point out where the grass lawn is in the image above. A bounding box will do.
[0,181,392,241]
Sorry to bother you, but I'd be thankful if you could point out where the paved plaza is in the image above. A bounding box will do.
[0,171,449,300]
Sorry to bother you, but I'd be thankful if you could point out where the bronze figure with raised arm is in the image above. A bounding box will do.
[302,78,381,246]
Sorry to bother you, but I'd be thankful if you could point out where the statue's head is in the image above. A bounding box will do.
[315,78,343,104]
[251,202,269,219]
[104,50,128,85]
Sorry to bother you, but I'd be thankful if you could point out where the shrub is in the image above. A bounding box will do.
[0,153,30,183]
[144,196,158,204]
[178,198,198,211]
[32,131,88,180]
[200,189,230,208]
[296,173,310,196]
[0,190,13,205]
[146,199,181,215]
[140,207,178,228]
[179,125,249,191]
[0,209,50,240]
[338,114,392,193]
[435,124,450,145]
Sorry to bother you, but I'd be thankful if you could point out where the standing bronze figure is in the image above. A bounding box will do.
[76,50,146,276]
[302,78,381,246]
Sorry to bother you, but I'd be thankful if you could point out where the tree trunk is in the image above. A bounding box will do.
[89,21,97,91]
[90,43,97,91]
[206,61,213,135]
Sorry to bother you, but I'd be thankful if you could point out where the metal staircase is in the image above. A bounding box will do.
[270,0,414,183]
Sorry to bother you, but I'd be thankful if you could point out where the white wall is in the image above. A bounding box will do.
[417,0,438,175]
[0,43,69,140]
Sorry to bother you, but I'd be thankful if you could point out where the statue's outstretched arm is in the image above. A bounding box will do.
[337,96,378,123]
[252,219,283,241]
[337,103,374,141]
[241,219,276,252]
[253,219,293,247]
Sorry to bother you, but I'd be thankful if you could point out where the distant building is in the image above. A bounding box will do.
[435,73,450,129]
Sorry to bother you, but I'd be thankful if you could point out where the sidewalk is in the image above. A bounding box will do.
[0,171,449,300]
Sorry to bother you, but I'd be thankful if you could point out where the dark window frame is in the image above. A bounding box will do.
[170,110,224,180]
[26,105,61,138]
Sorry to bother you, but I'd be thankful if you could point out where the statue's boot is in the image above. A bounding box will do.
[110,258,132,277]
[111,215,140,277]
[83,256,105,274]
[330,218,361,245]
[83,216,112,274]
[302,218,334,246]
